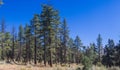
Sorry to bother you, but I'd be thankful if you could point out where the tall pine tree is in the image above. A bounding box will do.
[17,24,24,62]
[60,18,69,64]
[31,14,41,64]
[0,18,6,60]
[97,34,103,62]
[41,4,60,67]
[74,36,83,64]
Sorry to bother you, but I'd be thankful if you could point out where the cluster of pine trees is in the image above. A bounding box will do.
[102,39,120,67]
[0,4,120,68]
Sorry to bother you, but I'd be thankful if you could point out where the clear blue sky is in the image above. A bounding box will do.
[0,0,120,46]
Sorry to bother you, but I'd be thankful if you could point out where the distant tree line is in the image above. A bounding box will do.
[0,4,119,69]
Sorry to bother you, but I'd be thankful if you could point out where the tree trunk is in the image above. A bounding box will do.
[60,47,63,65]
[44,33,46,66]
[12,37,14,60]
[26,40,28,64]
[34,35,37,64]
[1,42,4,60]
[49,49,52,67]
[28,38,31,63]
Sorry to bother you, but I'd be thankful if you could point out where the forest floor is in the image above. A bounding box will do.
[0,62,82,70]
[0,62,119,70]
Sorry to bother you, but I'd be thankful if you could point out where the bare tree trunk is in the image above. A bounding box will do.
[49,50,52,67]
[28,38,31,63]
[1,42,4,60]
[44,33,47,66]
[34,32,37,64]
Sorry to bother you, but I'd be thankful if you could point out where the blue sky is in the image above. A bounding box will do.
[0,0,120,46]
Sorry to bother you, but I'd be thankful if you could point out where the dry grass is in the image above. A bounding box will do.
[0,63,81,70]
[0,63,119,70]
[92,65,120,70]
[92,65,107,70]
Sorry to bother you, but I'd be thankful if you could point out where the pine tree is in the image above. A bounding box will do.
[115,40,120,66]
[4,32,12,62]
[90,43,98,65]
[11,26,15,60]
[54,16,61,64]
[41,4,60,67]
[74,36,83,64]
[31,14,41,64]
[60,18,69,64]
[74,36,83,51]
[0,18,6,60]
[24,24,32,63]
[17,24,24,62]
[89,43,97,63]
[96,34,103,62]
[92,43,97,54]
[102,39,115,67]
[68,38,74,64]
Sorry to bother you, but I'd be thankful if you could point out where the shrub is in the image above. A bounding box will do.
[82,56,92,70]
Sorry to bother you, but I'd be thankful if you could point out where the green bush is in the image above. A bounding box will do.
[82,56,92,70]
